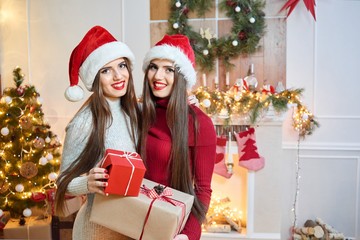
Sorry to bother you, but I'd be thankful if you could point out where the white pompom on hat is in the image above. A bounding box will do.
[142,34,196,90]
[65,25,135,102]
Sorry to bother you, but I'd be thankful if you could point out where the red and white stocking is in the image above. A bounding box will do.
[213,136,233,178]
[234,127,265,171]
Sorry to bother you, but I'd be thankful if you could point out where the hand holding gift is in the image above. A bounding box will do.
[90,178,194,240]
[86,167,109,195]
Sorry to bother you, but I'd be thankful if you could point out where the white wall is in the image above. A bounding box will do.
[282,0,360,239]
[1,0,359,239]
[0,0,149,142]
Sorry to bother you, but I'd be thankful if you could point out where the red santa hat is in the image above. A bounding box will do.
[142,34,196,89]
[65,25,135,102]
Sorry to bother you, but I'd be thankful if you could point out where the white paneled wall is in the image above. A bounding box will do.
[283,0,360,239]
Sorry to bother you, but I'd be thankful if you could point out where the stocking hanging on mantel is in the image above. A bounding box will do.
[235,127,265,171]
[213,136,233,179]
[279,0,316,21]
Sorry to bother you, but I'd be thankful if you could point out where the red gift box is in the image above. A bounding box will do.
[100,149,146,196]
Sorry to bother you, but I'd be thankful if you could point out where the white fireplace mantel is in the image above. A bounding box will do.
[201,117,290,240]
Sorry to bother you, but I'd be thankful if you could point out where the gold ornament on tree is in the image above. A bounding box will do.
[20,162,38,179]
[0,180,10,194]
[19,116,32,130]
[33,137,45,149]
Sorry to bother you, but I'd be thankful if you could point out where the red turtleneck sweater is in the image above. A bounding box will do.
[145,98,216,240]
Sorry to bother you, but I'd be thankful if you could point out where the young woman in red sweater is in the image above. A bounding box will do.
[140,34,217,240]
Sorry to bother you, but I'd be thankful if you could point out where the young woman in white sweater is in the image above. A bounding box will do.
[55,25,140,240]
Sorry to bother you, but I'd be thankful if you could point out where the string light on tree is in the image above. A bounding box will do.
[0,67,61,222]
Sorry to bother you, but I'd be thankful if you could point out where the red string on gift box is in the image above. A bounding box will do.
[139,185,186,240]
[279,0,316,21]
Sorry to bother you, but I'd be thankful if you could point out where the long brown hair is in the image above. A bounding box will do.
[55,58,141,216]
[139,67,206,223]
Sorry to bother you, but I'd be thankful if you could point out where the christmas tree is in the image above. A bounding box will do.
[0,67,61,219]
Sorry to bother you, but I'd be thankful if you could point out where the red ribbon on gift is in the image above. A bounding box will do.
[102,151,142,196]
[119,151,142,195]
[139,185,186,240]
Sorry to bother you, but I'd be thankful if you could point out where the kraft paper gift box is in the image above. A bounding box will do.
[90,178,194,240]
[3,216,52,239]
[101,149,146,196]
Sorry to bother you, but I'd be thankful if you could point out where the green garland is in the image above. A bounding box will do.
[193,86,320,137]
[167,0,266,72]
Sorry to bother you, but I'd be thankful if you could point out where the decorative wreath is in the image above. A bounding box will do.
[167,0,266,72]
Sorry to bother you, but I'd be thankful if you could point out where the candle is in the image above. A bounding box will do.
[202,73,207,87]
[214,76,219,84]
[226,72,230,86]
[226,132,233,174]
[227,132,233,165]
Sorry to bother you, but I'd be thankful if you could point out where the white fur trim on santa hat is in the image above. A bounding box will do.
[64,85,84,102]
[79,41,135,91]
[142,45,196,89]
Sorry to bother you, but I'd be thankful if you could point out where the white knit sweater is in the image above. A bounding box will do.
[60,98,135,240]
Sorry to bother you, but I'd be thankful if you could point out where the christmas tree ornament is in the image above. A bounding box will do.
[33,137,45,149]
[16,86,25,96]
[232,40,238,46]
[45,136,51,143]
[48,172,58,181]
[0,209,3,217]
[0,181,9,194]
[22,208,32,217]
[37,97,43,105]
[29,105,36,113]
[46,153,53,160]
[235,6,241,12]
[235,127,265,171]
[213,136,233,178]
[203,49,209,56]
[19,116,32,130]
[202,99,211,108]
[39,156,48,166]
[1,127,9,136]
[172,22,179,29]
[5,96,12,104]
[175,1,181,7]
[249,17,256,23]
[15,184,24,192]
[20,162,38,179]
